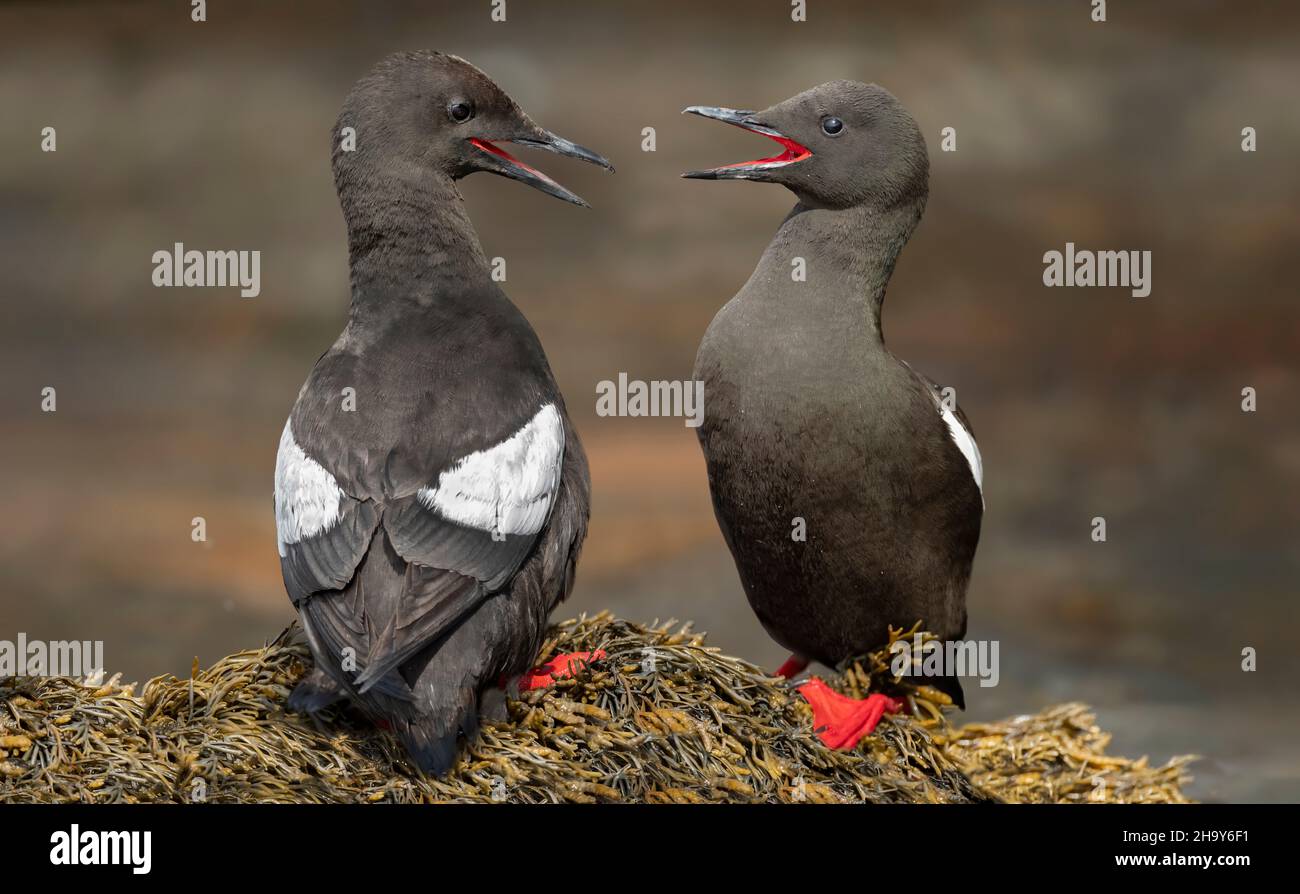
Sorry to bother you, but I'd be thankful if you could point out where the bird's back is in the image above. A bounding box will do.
[277,285,590,771]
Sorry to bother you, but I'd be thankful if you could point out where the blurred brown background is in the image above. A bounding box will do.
[2,1,1297,801]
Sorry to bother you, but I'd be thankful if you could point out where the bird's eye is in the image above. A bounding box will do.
[821,116,844,136]
[447,100,474,123]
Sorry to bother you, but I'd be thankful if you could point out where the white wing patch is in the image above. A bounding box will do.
[274,420,345,557]
[939,403,984,504]
[419,403,564,537]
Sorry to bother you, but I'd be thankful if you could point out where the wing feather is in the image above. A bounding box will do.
[276,403,567,695]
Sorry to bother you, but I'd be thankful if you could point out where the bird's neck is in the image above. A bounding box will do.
[338,171,493,315]
[753,197,926,341]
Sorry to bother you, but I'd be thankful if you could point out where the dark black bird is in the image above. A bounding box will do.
[275,51,611,773]
[683,82,982,719]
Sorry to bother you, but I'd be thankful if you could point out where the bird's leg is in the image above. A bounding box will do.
[479,687,510,724]
[774,654,810,678]
[795,677,903,750]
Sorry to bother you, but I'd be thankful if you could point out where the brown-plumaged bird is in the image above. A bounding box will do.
[683,82,983,735]
[274,51,612,773]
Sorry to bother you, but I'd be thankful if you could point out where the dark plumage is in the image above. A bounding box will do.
[684,82,983,708]
[274,51,611,773]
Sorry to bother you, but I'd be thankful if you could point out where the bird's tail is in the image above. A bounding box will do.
[389,686,478,776]
[287,666,347,714]
[928,673,966,710]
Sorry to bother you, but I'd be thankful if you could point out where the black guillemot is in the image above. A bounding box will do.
[683,82,983,747]
[275,51,612,773]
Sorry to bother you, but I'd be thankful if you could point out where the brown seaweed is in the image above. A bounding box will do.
[0,614,1192,804]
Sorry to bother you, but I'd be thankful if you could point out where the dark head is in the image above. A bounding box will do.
[682,81,928,212]
[333,50,613,208]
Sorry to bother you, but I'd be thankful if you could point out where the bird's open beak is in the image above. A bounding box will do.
[680,106,811,180]
[470,128,614,207]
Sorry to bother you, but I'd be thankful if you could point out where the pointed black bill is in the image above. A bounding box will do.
[681,105,811,180]
[683,106,762,129]
[471,129,613,207]
[512,131,615,173]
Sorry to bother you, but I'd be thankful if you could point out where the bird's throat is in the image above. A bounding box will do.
[757,199,925,339]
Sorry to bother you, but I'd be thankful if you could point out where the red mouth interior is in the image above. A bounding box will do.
[469,138,557,184]
[717,131,811,169]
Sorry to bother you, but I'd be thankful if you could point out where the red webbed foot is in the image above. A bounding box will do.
[514,650,607,692]
[796,677,904,750]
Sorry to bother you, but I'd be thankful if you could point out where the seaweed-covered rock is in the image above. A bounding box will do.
[0,614,1192,804]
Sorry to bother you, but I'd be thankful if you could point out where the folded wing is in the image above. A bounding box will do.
[274,403,565,694]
